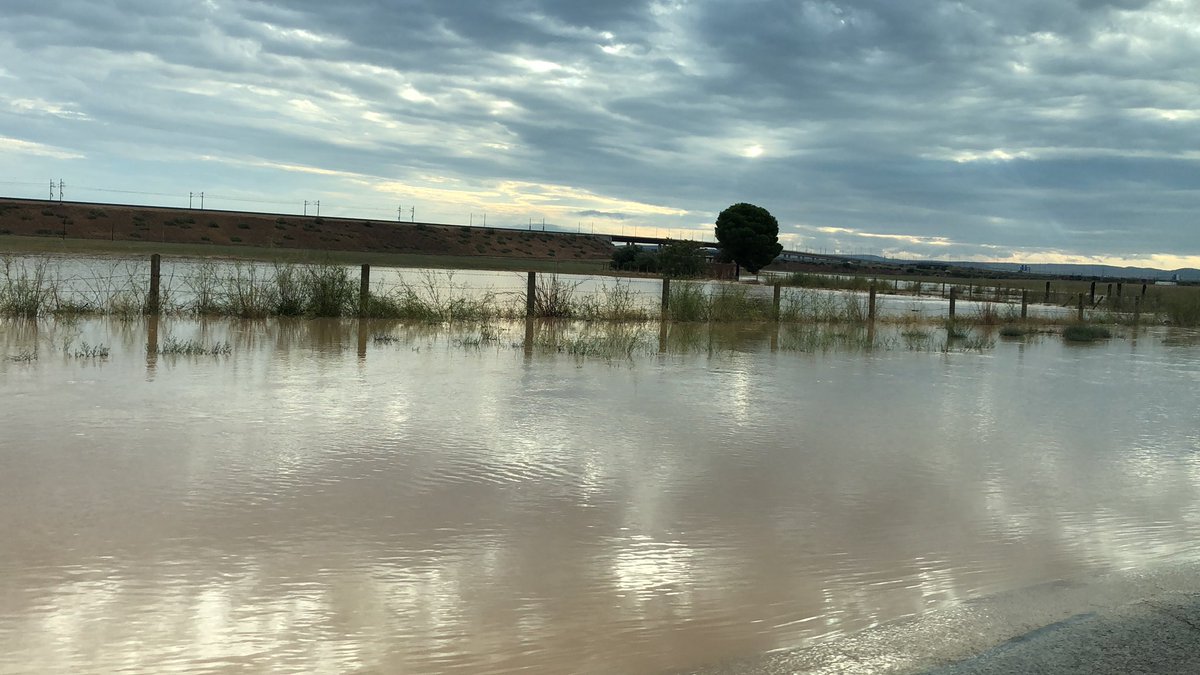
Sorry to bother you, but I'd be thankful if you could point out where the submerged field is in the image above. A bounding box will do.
[4,252,1200,673]
[2,315,1199,673]
[5,253,1198,332]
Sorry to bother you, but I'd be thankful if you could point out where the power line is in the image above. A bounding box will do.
[73,185,180,198]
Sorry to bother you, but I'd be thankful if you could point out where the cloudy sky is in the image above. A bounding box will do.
[1,0,1198,267]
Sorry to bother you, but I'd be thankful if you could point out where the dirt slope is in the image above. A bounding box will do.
[0,198,615,262]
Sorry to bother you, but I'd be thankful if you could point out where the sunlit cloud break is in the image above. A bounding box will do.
[0,0,1197,267]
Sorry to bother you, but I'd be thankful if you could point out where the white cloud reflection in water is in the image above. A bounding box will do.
[1,318,1200,673]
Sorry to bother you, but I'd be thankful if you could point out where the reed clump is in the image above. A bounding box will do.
[533,274,581,318]
[0,257,55,317]
[668,282,773,322]
[155,336,232,356]
[1160,293,1200,327]
[1062,324,1112,342]
[365,271,498,322]
[574,280,651,321]
[998,324,1032,337]
[778,289,870,323]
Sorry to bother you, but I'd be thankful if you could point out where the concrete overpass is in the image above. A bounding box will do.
[606,233,861,266]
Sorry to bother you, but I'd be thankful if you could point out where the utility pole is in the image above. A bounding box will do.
[58,179,64,203]
[315,200,320,217]
[50,179,55,200]
[304,200,310,216]
[410,206,414,222]
[397,205,403,222]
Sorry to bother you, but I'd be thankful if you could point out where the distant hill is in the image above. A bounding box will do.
[840,254,1198,281]
[946,261,1198,281]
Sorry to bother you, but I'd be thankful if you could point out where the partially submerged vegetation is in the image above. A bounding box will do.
[1062,324,1113,342]
[156,336,232,356]
[4,254,1199,335]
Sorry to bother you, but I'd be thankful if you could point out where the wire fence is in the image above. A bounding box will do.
[3,252,1148,326]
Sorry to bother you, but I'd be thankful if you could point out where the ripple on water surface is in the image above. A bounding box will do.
[1,319,1200,673]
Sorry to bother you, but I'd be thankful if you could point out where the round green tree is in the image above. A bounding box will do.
[714,203,783,275]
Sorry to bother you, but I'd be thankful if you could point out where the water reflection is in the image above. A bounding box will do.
[1,318,1199,673]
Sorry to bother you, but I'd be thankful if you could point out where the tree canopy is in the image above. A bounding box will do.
[714,203,783,275]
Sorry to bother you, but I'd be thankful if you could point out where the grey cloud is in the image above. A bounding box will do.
[1,0,1198,262]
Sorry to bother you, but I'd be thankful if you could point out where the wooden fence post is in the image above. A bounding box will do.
[1077,293,1085,320]
[661,277,671,317]
[1089,281,1096,305]
[526,271,536,317]
[949,287,957,318]
[1021,289,1028,319]
[147,253,161,315]
[1044,280,1051,303]
[359,264,370,316]
[1134,296,1141,324]
[868,284,877,321]
[772,282,781,320]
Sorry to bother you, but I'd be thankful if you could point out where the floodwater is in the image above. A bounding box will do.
[2,318,1199,674]
[2,253,1075,320]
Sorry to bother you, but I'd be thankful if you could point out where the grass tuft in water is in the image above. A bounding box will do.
[0,257,55,317]
[534,274,581,318]
[999,324,1032,337]
[667,282,773,322]
[1062,324,1112,342]
[156,336,232,356]
[1161,294,1200,327]
[66,341,110,358]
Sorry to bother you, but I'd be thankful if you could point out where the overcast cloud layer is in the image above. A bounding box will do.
[1,0,1198,266]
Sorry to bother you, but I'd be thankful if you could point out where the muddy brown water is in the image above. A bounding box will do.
[1,319,1199,674]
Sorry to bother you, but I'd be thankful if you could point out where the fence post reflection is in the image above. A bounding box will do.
[524,317,536,359]
[145,314,158,377]
[357,319,367,362]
